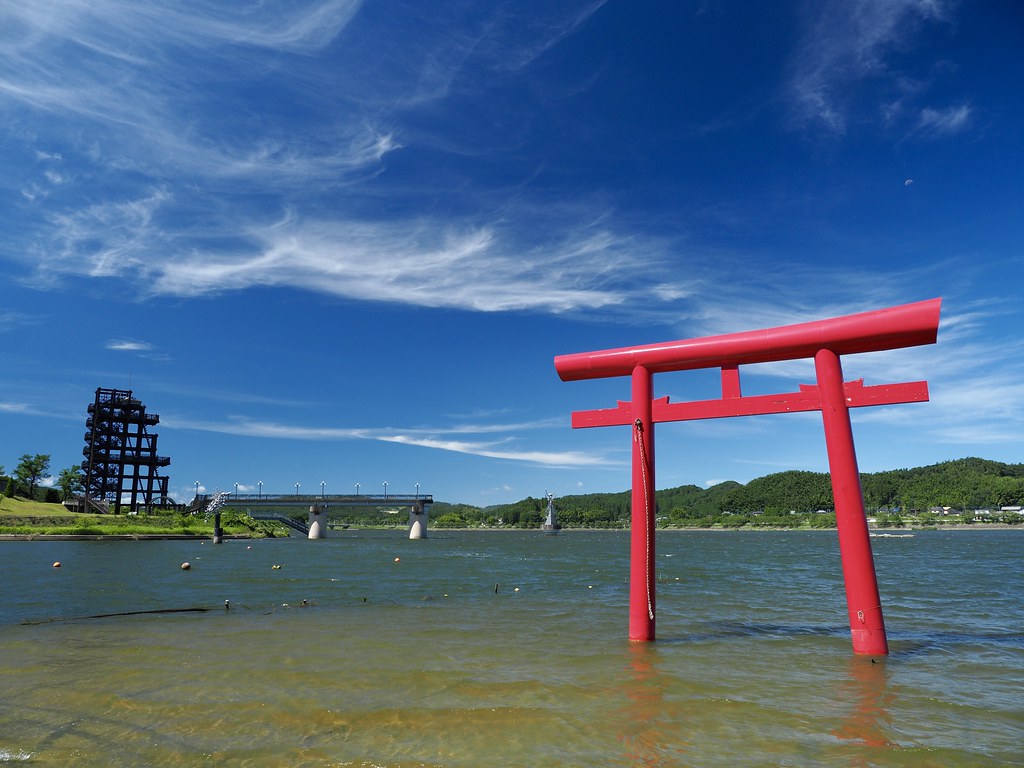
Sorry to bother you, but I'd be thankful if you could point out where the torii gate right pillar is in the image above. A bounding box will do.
[816,349,888,655]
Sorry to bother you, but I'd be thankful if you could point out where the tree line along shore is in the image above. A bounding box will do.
[432,457,1023,530]
[1,457,1021,536]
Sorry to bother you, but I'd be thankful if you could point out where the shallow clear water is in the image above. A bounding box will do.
[1,530,1021,766]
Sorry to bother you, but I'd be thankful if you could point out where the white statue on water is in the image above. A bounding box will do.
[198,490,231,543]
[203,490,231,517]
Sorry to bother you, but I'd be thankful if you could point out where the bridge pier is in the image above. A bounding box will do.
[408,502,430,539]
[308,504,327,539]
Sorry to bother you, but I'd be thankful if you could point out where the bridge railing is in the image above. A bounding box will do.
[195,493,432,505]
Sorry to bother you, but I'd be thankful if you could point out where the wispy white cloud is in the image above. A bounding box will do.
[103,336,171,362]
[633,264,1024,453]
[0,0,680,318]
[331,2,607,110]
[38,188,171,284]
[488,1,609,73]
[43,169,66,185]
[786,0,954,133]
[149,220,638,313]
[164,414,615,468]
[162,417,370,442]
[671,257,948,340]
[0,1,362,57]
[916,103,971,135]
[106,339,153,352]
[0,400,59,418]
[28,194,691,315]
[0,401,33,413]
[165,414,562,438]
[0,0,395,213]
[0,311,38,332]
[144,382,316,410]
[378,434,615,467]
[853,341,1024,446]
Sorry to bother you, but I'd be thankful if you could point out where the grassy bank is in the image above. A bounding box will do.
[0,497,289,538]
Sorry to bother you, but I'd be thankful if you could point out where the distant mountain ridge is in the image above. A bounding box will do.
[430,457,1024,528]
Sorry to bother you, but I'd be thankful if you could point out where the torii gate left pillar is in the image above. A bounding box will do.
[556,298,941,654]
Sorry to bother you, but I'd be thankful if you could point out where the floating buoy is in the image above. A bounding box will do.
[52,561,61,568]
[246,545,252,550]
[394,557,400,563]
[514,587,520,592]
[181,562,191,570]
[272,564,282,570]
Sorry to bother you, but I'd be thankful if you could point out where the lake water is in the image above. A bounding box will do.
[0,529,1020,767]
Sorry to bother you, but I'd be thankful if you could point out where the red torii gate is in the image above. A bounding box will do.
[554,298,942,654]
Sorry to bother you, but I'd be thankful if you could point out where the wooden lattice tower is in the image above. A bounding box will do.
[82,387,171,513]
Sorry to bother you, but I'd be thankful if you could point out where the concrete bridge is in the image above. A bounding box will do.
[192,492,432,539]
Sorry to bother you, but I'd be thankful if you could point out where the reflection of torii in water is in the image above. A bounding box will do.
[542,491,560,533]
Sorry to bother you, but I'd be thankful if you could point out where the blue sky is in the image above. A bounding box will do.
[2,1,1022,506]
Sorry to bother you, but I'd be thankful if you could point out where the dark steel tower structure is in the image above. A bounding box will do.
[82,387,171,513]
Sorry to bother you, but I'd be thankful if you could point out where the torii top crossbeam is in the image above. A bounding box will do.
[554,298,942,654]
[555,298,941,381]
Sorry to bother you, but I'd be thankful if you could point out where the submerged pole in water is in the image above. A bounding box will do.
[816,349,889,655]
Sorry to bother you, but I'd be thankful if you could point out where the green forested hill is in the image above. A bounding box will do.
[429,457,1024,528]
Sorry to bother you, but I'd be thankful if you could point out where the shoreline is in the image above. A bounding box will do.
[1,524,1018,541]
[0,534,255,541]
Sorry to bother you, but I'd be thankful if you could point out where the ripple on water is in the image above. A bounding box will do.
[0,531,1020,766]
